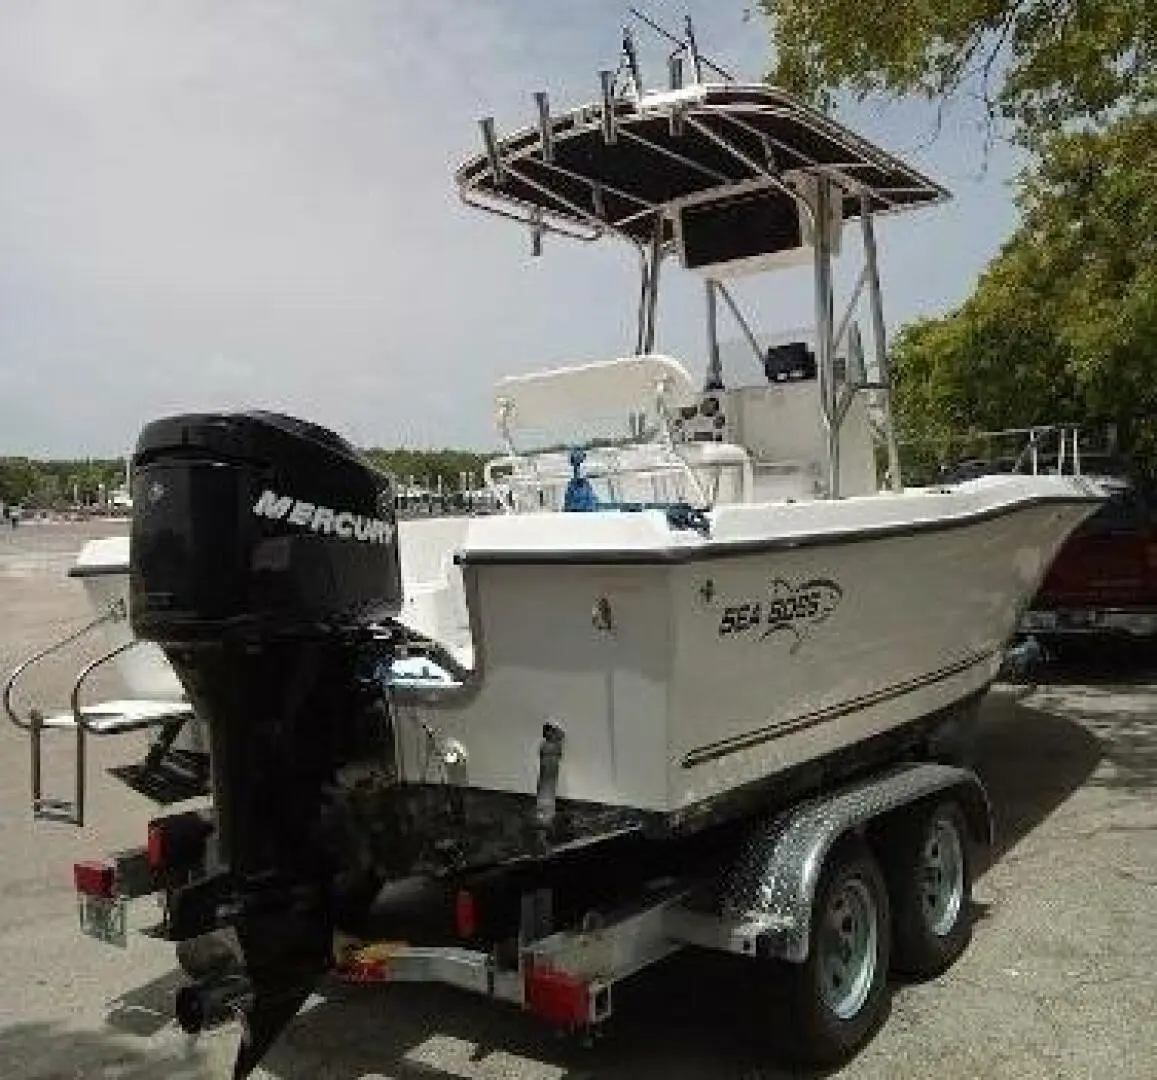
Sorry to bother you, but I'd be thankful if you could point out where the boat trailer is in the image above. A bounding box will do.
[61,754,990,1069]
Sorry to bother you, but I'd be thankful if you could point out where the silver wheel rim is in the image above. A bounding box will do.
[920,816,964,937]
[818,875,878,1020]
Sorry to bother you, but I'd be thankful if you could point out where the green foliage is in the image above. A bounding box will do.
[0,458,128,509]
[891,111,1157,474]
[758,0,1157,143]
[356,448,491,492]
[0,458,39,507]
[754,1,1157,473]
[0,448,495,509]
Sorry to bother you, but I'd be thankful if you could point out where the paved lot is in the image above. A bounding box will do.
[1,521,1155,1079]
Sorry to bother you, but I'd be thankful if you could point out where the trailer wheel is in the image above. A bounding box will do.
[885,801,972,978]
[784,837,891,1066]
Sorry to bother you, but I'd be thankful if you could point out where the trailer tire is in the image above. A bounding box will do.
[885,800,972,979]
[784,837,891,1066]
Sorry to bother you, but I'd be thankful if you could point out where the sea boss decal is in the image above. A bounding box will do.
[252,489,394,544]
[717,577,843,653]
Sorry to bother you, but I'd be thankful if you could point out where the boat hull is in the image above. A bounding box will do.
[69,488,1096,820]
[398,498,1092,817]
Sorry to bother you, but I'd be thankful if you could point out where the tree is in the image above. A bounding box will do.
[891,111,1157,473]
[0,449,494,509]
[0,458,38,506]
[758,0,1157,144]
[362,448,491,492]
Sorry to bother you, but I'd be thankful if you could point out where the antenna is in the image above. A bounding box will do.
[621,27,643,98]
[626,7,735,82]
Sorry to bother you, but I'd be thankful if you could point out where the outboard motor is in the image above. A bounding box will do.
[129,411,402,1077]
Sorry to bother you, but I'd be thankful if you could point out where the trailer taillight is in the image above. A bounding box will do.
[524,963,589,1027]
[454,889,477,939]
[146,810,212,873]
[73,860,115,899]
[147,821,165,869]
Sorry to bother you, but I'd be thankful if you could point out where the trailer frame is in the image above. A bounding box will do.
[76,758,991,1059]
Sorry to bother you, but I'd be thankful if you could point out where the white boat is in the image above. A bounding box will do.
[8,29,1110,1078]
[63,77,1102,824]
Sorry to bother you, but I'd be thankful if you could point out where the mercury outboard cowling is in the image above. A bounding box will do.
[130,411,402,1078]
[131,410,401,638]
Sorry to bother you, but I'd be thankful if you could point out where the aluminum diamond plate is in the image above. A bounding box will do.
[722,761,991,962]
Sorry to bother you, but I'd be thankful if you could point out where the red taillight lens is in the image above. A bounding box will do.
[146,811,211,872]
[524,963,589,1026]
[147,820,165,869]
[454,889,477,939]
[73,860,115,899]
[338,957,390,983]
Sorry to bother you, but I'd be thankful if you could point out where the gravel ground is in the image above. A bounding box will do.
[1,521,1154,1080]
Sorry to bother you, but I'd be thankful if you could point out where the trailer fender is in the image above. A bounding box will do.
[722,762,991,963]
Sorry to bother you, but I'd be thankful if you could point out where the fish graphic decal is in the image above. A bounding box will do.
[716,577,843,653]
[760,578,843,652]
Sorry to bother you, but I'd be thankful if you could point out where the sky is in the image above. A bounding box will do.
[0,0,1026,457]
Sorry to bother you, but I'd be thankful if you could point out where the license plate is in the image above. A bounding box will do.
[78,893,127,947]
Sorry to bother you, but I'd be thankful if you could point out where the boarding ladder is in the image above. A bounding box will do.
[3,598,195,826]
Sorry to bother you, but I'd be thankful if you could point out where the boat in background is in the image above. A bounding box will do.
[1022,477,1157,651]
[921,425,1157,659]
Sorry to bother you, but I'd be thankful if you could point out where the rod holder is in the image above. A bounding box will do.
[622,27,642,97]
[600,70,617,144]
[480,116,503,183]
[669,54,684,91]
[685,16,703,83]
[534,92,553,163]
[762,137,778,174]
[530,209,544,257]
[591,183,606,219]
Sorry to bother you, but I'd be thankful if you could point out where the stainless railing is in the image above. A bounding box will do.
[3,598,190,826]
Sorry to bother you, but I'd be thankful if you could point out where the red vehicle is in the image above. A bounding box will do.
[1018,477,1157,651]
